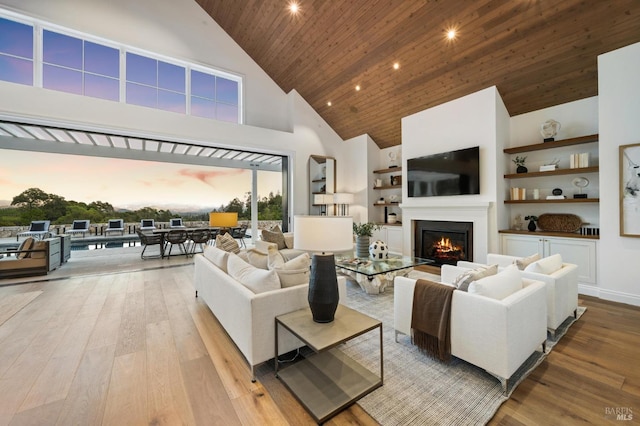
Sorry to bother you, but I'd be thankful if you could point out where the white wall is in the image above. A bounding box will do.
[400,86,504,260]
[598,41,640,306]
[0,0,347,218]
[0,0,289,132]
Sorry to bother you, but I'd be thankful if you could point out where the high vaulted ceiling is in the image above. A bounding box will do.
[197,0,640,149]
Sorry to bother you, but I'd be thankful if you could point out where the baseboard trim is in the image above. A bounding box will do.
[579,284,640,307]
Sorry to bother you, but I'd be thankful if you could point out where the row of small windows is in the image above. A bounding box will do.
[0,15,240,123]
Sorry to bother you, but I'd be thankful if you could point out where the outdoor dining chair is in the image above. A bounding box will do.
[164,229,189,257]
[230,223,249,248]
[189,228,210,255]
[137,230,163,259]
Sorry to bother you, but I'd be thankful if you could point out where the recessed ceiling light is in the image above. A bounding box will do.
[446,29,457,40]
[393,62,400,70]
[355,85,361,91]
[288,2,300,14]
[327,101,332,106]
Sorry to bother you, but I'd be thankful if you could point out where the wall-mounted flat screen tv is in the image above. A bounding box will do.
[407,146,480,197]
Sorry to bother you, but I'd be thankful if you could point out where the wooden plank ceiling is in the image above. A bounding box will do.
[196,0,640,148]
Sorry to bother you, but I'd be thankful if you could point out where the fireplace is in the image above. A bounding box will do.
[414,220,473,266]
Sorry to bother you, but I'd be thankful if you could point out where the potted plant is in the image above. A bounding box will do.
[513,156,528,173]
[525,215,538,232]
[353,222,380,257]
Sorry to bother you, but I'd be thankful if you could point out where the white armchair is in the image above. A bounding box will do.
[459,253,578,335]
[394,264,547,391]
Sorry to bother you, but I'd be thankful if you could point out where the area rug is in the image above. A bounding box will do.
[338,277,584,426]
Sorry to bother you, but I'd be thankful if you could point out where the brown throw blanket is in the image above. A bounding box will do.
[411,279,455,362]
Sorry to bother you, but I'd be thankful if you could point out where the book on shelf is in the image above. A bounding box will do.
[539,164,557,172]
[510,187,526,200]
[546,195,567,200]
[570,152,590,168]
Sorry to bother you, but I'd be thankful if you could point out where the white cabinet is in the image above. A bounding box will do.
[372,225,403,254]
[500,233,597,285]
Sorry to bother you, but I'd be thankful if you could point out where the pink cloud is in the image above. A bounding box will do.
[179,168,245,187]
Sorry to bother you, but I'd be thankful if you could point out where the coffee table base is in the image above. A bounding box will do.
[340,267,414,294]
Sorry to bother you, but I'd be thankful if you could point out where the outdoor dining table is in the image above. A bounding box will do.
[152,227,220,257]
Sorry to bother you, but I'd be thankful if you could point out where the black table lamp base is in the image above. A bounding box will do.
[308,253,339,323]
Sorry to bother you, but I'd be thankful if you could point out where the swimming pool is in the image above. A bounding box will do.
[70,239,142,251]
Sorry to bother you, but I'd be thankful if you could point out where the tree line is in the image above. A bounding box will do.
[0,187,283,226]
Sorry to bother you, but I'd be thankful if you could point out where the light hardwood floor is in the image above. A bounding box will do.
[0,257,638,425]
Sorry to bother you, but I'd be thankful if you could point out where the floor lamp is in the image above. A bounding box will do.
[293,215,353,322]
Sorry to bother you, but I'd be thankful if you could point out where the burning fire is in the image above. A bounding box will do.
[434,237,460,253]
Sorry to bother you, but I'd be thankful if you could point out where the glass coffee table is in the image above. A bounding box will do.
[335,252,433,294]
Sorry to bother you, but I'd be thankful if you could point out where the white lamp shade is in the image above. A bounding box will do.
[293,215,353,253]
[313,194,333,205]
[333,193,354,204]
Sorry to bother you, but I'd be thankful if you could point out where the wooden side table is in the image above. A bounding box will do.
[275,305,383,423]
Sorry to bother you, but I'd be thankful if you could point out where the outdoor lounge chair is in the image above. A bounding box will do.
[169,218,186,228]
[139,219,156,231]
[16,220,51,241]
[67,220,90,238]
[105,219,125,236]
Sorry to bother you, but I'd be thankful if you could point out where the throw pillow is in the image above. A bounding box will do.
[202,245,229,272]
[267,245,286,269]
[275,268,310,288]
[525,253,563,275]
[17,237,35,259]
[261,226,286,250]
[284,233,294,249]
[452,264,498,292]
[267,251,311,288]
[227,253,281,294]
[468,264,522,300]
[30,241,47,259]
[245,248,269,269]
[515,253,541,270]
[216,232,240,254]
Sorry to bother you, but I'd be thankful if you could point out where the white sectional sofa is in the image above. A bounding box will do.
[193,246,347,381]
[394,264,547,391]
[459,253,578,335]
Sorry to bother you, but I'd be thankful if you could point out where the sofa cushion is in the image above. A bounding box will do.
[452,264,498,291]
[245,248,269,269]
[216,232,240,254]
[274,267,310,288]
[227,254,281,294]
[524,253,563,275]
[203,245,229,272]
[261,225,286,250]
[17,237,35,259]
[515,253,541,270]
[468,264,522,300]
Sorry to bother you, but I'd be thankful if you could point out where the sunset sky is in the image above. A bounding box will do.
[0,149,282,212]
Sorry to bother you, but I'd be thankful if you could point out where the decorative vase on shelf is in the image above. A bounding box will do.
[356,236,370,257]
[528,220,537,232]
[517,165,528,173]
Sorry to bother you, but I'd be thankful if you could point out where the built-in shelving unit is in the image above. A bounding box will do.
[372,167,402,224]
[502,133,600,238]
